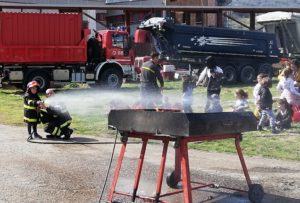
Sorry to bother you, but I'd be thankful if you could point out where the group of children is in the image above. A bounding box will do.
[254,74,293,133]
[181,72,293,134]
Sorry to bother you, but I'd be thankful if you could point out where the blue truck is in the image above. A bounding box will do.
[134,17,280,84]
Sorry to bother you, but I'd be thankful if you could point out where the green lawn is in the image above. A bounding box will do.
[1,80,300,161]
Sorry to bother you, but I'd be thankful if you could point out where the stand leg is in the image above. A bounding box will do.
[235,135,252,187]
[155,139,169,202]
[180,139,192,203]
[174,146,182,182]
[108,141,127,202]
[132,138,148,202]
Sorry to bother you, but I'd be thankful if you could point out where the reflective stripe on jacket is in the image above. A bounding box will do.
[24,92,41,123]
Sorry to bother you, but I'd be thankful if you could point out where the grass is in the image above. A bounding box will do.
[1,80,300,161]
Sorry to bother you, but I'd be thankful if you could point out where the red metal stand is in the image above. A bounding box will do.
[107,133,253,203]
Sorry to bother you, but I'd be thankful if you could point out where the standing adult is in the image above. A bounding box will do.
[197,56,223,112]
[140,52,164,108]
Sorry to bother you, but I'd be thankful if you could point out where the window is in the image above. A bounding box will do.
[112,34,128,49]
[196,12,203,25]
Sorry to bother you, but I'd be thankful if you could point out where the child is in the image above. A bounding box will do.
[275,98,293,130]
[182,75,196,113]
[233,89,249,112]
[24,81,43,139]
[206,94,223,113]
[257,77,277,134]
[277,68,300,106]
[253,73,268,118]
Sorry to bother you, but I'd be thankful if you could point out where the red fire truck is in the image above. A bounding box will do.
[0,12,134,91]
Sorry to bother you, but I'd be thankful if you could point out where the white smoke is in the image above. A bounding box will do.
[43,88,241,116]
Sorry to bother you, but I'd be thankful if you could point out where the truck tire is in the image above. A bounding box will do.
[259,63,273,77]
[26,72,50,92]
[223,65,237,84]
[99,68,123,89]
[240,65,256,84]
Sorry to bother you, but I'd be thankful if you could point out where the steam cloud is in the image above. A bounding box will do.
[43,88,241,116]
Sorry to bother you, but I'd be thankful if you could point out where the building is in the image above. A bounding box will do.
[104,0,232,30]
[0,0,231,33]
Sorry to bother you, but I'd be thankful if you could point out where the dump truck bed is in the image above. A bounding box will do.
[0,12,88,64]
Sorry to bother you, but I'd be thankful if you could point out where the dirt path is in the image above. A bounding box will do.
[0,124,299,203]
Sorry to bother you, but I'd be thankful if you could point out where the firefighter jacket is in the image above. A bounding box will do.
[23,92,41,123]
[41,102,72,128]
[40,102,72,136]
[140,60,164,91]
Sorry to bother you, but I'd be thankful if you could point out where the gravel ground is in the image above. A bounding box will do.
[0,124,299,203]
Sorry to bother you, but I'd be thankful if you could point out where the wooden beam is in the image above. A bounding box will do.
[250,11,255,30]
[185,12,191,25]
[124,10,130,34]
[223,12,251,30]
[83,12,108,29]
[217,10,223,27]
[0,4,300,13]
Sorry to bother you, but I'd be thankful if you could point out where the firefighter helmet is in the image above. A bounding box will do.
[27,81,40,89]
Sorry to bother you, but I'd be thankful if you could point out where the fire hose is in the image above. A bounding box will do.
[26,127,137,203]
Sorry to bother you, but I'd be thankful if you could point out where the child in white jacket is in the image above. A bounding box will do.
[277,68,300,106]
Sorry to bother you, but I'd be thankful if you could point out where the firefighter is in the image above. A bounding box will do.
[40,89,73,140]
[140,52,164,108]
[24,81,43,139]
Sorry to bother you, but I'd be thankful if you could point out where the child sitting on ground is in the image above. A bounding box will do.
[275,98,293,130]
[182,74,196,113]
[232,89,249,112]
[206,94,223,113]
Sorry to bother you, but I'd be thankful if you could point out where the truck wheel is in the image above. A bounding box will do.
[259,63,273,77]
[99,68,123,89]
[248,184,264,203]
[27,72,50,92]
[223,65,237,84]
[240,65,255,84]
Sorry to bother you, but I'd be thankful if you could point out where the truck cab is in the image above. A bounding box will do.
[87,29,134,88]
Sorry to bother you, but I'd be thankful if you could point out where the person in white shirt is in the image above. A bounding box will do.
[196,56,223,112]
[277,68,300,106]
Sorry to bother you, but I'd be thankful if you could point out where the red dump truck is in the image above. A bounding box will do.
[0,12,134,91]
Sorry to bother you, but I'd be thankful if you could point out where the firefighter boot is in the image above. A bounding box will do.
[32,132,42,139]
[46,134,56,139]
[62,128,73,140]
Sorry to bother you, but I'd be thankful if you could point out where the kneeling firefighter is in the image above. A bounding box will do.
[40,89,73,140]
